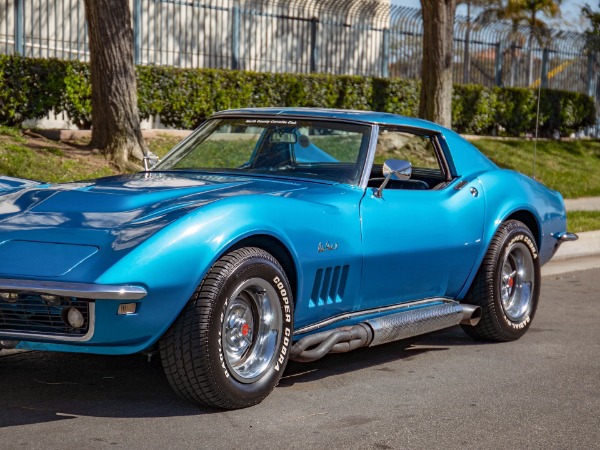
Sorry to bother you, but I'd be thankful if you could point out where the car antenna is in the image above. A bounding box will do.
[532,48,545,181]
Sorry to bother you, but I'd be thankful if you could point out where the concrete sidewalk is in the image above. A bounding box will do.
[564,197,600,211]
[543,197,600,274]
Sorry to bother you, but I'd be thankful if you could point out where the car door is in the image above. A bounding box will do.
[359,127,485,310]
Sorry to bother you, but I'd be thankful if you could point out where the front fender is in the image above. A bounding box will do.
[94,187,363,349]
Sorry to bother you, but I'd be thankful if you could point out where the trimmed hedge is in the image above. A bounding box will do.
[0,56,67,126]
[0,54,596,136]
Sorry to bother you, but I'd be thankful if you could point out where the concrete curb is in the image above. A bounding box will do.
[552,230,600,260]
[542,230,600,276]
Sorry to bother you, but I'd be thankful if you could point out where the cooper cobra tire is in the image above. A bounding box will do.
[160,247,294,409]
[461,220,540,342]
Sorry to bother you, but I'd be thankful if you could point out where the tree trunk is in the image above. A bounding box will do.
[419,0,456,128]
[83,0,148,171]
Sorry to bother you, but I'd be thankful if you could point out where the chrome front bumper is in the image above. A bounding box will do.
[0,279,147,300]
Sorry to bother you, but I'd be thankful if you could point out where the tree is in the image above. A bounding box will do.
[477,2,528,87]
[496,1,562,86]
[476,1,560,87]
[583,2,600,52]
[516,0,562,86]
[459,0,502,84]
[419,0,456,127]
[583,2,600,102]
[83,0,149,170]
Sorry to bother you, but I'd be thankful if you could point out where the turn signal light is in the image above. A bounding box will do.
[118,303,137,315]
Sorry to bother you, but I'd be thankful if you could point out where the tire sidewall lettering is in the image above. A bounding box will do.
[272,275,293,372]
[505,232,538,260]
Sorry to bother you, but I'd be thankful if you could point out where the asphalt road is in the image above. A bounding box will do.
[1,268,599,450]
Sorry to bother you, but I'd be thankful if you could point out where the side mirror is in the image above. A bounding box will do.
[383,159,412,180]
[374,159,412,198]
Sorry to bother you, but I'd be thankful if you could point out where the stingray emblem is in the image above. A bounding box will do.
[318,241,339,253]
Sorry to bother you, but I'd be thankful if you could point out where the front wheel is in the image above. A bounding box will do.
[462,220,540,342]
[160,247,294,409]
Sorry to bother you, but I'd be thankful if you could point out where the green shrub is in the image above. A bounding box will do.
[62,61,92,128]
[336,75,372,110]
[452,84,498,135]
[494,87,538,136]
[0,55,596,136]
[538,89,597,137]
[372,77,419,117]
[0,54,66,125]
[284,73,340,108]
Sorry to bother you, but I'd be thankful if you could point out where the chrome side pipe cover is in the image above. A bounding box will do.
[290,302,481,362]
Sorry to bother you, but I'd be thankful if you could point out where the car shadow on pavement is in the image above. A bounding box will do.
[0,326,487,427]
[280,326,486,387]
[0,350,215,428]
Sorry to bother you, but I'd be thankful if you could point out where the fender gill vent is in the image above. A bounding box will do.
[309,265,349,308]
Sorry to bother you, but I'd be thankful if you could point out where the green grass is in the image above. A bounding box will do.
[0,127,114,182]
[173,139,257,169]
[471,139,600,199]
[0,125,26,142]
[567,211,600,233]
[147,134,183,158]
[0,144,114,182]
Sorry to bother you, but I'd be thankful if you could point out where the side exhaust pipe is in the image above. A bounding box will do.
[290,302,481,362]
[460,304,481,326]
[290,324,373,363]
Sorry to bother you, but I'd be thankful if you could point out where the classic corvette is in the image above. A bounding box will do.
[0,108,577,409]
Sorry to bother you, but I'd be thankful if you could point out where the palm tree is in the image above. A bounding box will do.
[508,0,563,86]
[583,2,600,53]
[476,2,528,86]
[476,0,561,87]
[459,0,502,84]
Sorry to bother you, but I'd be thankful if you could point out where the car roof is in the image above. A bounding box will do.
[211,107,447,133]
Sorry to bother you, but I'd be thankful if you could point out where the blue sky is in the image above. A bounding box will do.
[393,0,593,31]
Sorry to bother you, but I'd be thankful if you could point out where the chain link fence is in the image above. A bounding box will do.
[0,0,598,132]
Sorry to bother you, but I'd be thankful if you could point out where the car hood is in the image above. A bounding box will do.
[0,172,309,277]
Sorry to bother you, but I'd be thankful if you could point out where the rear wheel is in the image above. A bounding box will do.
[462,220,540,342]
[160,247,294,409]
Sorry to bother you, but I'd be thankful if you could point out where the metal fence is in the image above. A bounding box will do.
[1,0,599,129]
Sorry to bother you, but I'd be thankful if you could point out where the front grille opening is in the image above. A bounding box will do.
[0,292,91,337]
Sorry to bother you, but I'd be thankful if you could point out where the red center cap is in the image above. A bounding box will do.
[241,323,250,336]
[508,277,514,288]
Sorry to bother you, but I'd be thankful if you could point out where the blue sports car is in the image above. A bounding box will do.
[0,108,577,409]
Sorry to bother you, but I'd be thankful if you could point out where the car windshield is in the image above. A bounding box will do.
[155,117,372,185]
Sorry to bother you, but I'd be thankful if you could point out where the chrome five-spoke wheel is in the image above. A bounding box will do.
[222,278,282,383]
[500,242,535,323]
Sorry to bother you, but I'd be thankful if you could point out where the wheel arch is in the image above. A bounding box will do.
[504,209,541,249]
[458,205,543,300]
[227,234,299,307]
